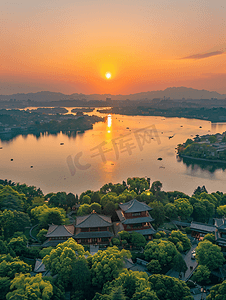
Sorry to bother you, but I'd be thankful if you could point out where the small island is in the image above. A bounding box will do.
[177,132,226,162]
[71,107,94,113]
[0,109,103,141]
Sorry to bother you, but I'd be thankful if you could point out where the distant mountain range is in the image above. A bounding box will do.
[0,87,226,102]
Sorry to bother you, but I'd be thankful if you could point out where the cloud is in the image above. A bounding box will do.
[182,50,225,60]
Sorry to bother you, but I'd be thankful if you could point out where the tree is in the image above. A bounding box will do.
[91,246,131,288]
[8,236,27,256]
[192,265,211,285]
[127,177,149,194]
[103,201,116,216]
[100,193,119,207]
[77,203,91,216]
[193,186,208,196]
[132,288,159,300]
[144,240,179,271]
[43,238,87,286]
[102,270,149,299]
[82,195,91,204]
[147,259,162,273]
[130,232,146,248]
[0,210,30,239]
[6,273,53,300]
[90,202,102,214]
[118,231,131,243]
[37,229,48,243]
[118,190,138,203]
[0,258,31,279]
[149,201,165,227]
[0,277,11,300]
[72,257,91,293]
[148,274,193,300]
[164,203,178,219]
[0,185,26,211]
[31,204,66,228]
[203,233,215,244]
[0,240,8,254]
[173,252,188,274]
[217,205,226,217]
[39,247,53,258]
[196,240,224,271]
[48,192,67,209]
[168,230,191,252]
[66,193,77,208]
[207,280,226,300]
[150,181,162,194]
[0,194,23,212]
[174,198,193,220]
[198,192,218,208]
[110,286,126,300]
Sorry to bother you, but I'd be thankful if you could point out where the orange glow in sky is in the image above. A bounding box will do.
[1,0,226,95]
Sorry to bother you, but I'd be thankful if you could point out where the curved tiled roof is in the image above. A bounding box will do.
[134,228,156,235]
[119,199,152,213]
[46,224,75,237]
[74,231,113,239]
[122,216,154,224]
[76,212,112,228]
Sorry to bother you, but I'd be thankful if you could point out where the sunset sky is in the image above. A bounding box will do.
[1,0,226,95]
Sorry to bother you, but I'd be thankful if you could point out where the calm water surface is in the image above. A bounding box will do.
[1,108,226,195]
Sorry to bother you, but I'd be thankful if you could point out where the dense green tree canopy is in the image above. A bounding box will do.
[217,205,226,217]
[130,232,147,248]
[6,273,53,300]
[37,229,48,243]
[192,265,211,285]
[132,288,159,300]
[150,181,162,194]
[72,257,91,293]
[48,192,67,208]
[8,236,27,256]
[0,210,30,239]
[0,277,11,300]
[207,280,226,300]
[168,230,191,252]
[149,201,165,227]
[144,240,179,270]
[196,240,224,271]
[0,257,31,279]
[164,203,178,219]
[127,177,150,194]
[102,270,149,299]
[174,198,193,220]
[148,274,193,300]
[43,238,87,286]
[91,246,131,288]
[31,204,67,228]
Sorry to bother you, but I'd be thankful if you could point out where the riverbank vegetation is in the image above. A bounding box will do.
[1,177,226,299]
[177,132,226,162]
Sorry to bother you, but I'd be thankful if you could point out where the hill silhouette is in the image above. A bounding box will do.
[0,87,226,102]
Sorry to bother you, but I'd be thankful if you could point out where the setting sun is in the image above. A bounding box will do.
[105,72,112,79]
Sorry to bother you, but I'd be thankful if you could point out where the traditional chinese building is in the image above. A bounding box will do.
[42,224,75,247]
[190,221,216,240]
[74,211,114,245]
[215,218,226,253]
[116,199,156,240]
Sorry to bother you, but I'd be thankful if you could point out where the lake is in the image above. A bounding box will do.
[1,108,226,196]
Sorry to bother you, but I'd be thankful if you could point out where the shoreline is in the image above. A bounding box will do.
[178,154,226,164]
